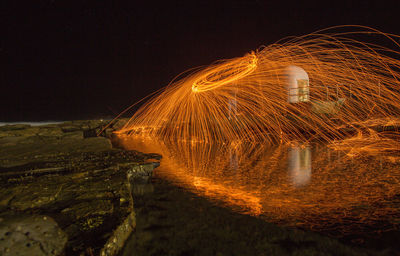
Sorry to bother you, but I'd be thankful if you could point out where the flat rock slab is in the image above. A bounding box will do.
[0,122,113,168]
[0,120,161,255]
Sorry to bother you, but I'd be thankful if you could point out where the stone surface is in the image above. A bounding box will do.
[127,162,160,183]
[0,120,160,255]
[0,119,125,168]
[101,212,136,256]
[0,214,67,256]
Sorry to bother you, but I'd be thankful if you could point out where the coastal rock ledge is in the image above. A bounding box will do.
[0,120,160,256]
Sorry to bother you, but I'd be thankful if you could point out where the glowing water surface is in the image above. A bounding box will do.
[117,136,400,236]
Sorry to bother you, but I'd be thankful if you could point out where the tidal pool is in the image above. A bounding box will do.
[116,136,400,254]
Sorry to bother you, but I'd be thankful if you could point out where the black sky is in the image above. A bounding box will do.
[2,0,400,121]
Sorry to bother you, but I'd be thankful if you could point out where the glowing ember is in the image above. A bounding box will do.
[116,26,400,146]
[191,52,258,93]
[111,26,400,240]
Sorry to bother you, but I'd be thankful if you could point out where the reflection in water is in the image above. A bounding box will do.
[288,145,311,187]
[229,144,239,170]
[116,136,400,235]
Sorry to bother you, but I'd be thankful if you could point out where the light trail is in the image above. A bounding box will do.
[116,26,400,147]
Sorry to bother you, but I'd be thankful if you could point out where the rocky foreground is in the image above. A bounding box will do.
[0,119,160,256]
[1,120,398,256]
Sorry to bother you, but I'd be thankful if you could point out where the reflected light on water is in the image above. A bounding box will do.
[288,144,311,187]
[116,136,400,235]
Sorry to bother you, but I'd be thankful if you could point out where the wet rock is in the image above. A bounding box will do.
[0,124,31,132]
[100,212,136,256]
[0,120,115,168]
[64,200,114,220]
[0,157,159,255]
[145,153,162,160]
[127,162,160,184]
[12,194,58,210]
[112,119,129,130]
[0,120,161,255]
[0,214,67,256]
[0,193,13,211]
[0,161,149,255]
[78,216,106,231]
[126,162,159,197]
[83,128,97,138]
[60,125,81,133]
[0,167,67,180]
[0,136,112,167]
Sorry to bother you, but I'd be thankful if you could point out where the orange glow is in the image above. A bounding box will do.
[116,26,400,146]
[329,128,400,156]
[192,52,258,93]
[112,26,400,236]
[117,136,400,235]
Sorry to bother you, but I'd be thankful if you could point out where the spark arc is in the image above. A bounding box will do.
[117,26,400,144]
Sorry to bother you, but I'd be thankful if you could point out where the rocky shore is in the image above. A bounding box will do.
[1,119,398,256]
[0,119,160,256]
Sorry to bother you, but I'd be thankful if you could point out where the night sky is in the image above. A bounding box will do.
[2,0,400,121]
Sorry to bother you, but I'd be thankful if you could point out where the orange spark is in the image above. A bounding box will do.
[116,26,400,147]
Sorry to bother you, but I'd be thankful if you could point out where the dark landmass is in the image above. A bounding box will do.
[0,120,160,256]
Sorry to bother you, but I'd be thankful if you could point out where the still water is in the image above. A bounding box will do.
[117,136,400,250]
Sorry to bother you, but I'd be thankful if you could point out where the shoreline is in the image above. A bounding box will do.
[0,119,160,256]
[1,119,398,255]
